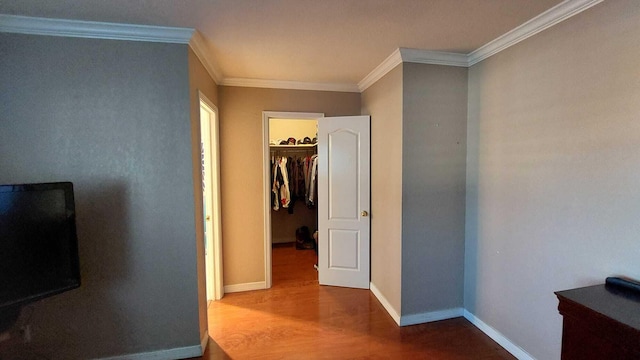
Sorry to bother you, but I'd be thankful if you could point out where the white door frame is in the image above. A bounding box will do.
[200,91,224,301]
[262,111,324,288]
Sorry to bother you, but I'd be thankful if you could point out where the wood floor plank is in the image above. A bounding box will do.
[195,243,514,359]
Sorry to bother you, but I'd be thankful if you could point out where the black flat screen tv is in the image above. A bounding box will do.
[0,182,81,314]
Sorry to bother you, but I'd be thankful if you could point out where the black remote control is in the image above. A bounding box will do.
[605,276,640,294]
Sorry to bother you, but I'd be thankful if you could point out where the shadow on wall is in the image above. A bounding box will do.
[0,180,135,359]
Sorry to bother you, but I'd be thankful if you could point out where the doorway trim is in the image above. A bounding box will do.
[200,91,224,301]
[262,111,324,288]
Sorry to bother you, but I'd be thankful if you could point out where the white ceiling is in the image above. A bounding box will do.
[0,0,564,86]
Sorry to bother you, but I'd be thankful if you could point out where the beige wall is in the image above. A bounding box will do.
[361,65,404,315]
[402,63,467,315]
[187,47,219,346]
[269,118,317,143]
[218,86,360,285]
[465,1,640,358]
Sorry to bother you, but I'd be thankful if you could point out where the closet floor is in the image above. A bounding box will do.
[272,242,318,288]
[196,242,515,359]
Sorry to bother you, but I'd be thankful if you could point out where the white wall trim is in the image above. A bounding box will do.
[358,49,403,92]
[0,14,194,44]
[97,344,202,360]
[200,330,209,353]
[360,0,602,89]
[224,281,266,293]
[189,31,223,84]
[262,112,273,291]
[358,48,469,92]
[222,78,359,93]
[400,48,469,67]
[369,282,401,325]
[2,1,601,92]
[400,307,464,327]
[468,0,604,66]
[463,310,536,360]
[358,48,468,92]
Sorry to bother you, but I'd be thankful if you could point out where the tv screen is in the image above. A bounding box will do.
[0,182,80,311]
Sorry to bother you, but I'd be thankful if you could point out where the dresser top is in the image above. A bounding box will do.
[555,284,640,330]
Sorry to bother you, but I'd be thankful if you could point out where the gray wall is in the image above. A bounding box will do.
[361,65,404,315]
[0,33,200,359]
[401,63,468,315]
[465,1,640,358]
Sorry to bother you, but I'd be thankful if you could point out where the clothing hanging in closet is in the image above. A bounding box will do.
[271,154,317,212]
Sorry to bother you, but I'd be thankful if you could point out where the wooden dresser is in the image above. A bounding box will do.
[555,284,640,359]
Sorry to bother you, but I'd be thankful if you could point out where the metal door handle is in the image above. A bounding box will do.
[361,211,368,217]
[206,215,211,221]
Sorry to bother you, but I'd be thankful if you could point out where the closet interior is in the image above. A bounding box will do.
[269,118,318,279]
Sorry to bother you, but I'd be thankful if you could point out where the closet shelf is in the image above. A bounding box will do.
[270,144,317,149]
[270,144,317,157]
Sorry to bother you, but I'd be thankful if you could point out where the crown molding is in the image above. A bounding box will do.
[189,31,223,84]
[399,48,468,67]
[468,0,604,66]
[0,14,194,43]
[358,47,468,92]
[1,0,603,92]
[221,78,360,93]
[358,49,403,92]
[360,0,602,90]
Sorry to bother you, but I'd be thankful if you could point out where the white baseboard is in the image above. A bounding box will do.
[97,344,202,360]
[400,307,464,326]
[224,281,266,293]
[200,330,209,353]
[369,282,401,325]
[463,310,536,360]
[369,283,463,327]
[368,285,534,358]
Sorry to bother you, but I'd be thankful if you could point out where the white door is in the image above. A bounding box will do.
[200,96,224,301]
[318,116,370,289]
[200,104,215,302]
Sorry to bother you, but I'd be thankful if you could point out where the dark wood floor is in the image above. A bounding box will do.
[196,243,514,359]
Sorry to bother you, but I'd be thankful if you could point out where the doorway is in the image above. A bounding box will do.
[262,112,371,289]
[200,93,223,302]
[262,112,323,288]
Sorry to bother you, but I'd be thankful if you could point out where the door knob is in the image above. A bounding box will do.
[206,215,211,221]
[361,211,368,217]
